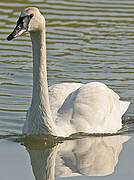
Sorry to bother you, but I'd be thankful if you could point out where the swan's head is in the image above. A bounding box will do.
[7,7,45,41]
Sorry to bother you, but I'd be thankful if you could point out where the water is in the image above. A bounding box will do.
[0,0,134,179]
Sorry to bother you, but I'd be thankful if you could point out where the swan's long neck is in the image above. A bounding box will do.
[29,29,56,135]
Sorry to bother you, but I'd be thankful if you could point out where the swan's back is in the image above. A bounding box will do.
[49,83,83,118]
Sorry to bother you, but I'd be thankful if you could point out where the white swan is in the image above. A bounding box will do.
[7,7,130,137]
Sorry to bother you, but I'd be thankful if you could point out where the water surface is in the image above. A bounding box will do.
[0,0,134,179]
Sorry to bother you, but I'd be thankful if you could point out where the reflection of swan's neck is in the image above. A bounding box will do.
[28,146,57,180]
[30,30,56,135]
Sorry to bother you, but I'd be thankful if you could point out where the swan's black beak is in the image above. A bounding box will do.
[7,14,34,41]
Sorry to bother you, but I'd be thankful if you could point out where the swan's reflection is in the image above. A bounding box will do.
[25,135,130,180]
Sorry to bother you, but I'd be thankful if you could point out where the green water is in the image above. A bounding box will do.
[0,0,134,179]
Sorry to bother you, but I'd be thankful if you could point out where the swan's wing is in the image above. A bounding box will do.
[48,83,83,119]
[57,82,130,135]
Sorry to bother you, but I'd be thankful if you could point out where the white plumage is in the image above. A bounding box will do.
[7,7,130,137]
[49,82,129,137]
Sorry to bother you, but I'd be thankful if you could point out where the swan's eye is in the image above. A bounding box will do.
[30,13,34,18]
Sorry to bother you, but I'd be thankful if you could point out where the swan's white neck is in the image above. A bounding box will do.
[29,29,56,135]
[30,31,47,104]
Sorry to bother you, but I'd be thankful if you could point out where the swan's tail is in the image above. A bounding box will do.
[120,101,130,115]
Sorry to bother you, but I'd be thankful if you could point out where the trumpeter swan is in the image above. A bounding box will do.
[7,7,130,137]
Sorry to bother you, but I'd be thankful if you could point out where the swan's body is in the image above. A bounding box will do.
[7,7,130,137]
